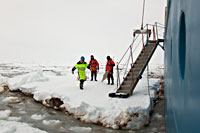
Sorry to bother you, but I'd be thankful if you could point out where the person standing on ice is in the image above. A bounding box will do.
[89,55,99,81]
[106,56,115,85]
[72,56,90,90]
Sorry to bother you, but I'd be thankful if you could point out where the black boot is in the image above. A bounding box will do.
[95,72,97,81]
[107,80,110,85]
[80,80,84,90]
[80,84,83,90]
[91,72,93,81]
[111,75,114,85]
[107,74,110,85]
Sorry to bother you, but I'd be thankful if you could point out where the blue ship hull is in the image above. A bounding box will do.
[165,0,200,132]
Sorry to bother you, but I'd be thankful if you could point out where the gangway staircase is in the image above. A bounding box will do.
[109,23,164,98]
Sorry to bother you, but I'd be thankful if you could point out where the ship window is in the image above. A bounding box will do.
[178,11,186,79]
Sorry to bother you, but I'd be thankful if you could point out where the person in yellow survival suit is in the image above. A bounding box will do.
[72,56,90,90]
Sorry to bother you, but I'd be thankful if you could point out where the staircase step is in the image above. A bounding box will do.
[146,43,155,49]
[126,75,138,80]
[142,48,154,53]
[132,63,144,69]
[138,50,153,59]
[137,59,148,64]
[129,70,140,75]
[147,44,155,49]
[146,43,155,47]
[139,49,152,56]
[145,43,155,48]
[141,50,153,56]
[122,80,134,85]
[146,46,156,52]
[139,51,150,56]
[119,84,132,90]
[128,70,140,75]
[130,67,142,71]
[116,89,132,94]
[148,40,157,43]
[138,55,150,60]
[135,59,146,64]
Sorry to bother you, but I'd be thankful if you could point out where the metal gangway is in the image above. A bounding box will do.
[109,23,165,98]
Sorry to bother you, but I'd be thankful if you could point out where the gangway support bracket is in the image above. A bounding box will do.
[158,39,164,42]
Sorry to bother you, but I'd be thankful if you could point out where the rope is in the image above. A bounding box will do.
[118,55,130,76]
[118,34,139,64]
[156,22,165,26]
[123,54,131,78]
[141,0,146,29]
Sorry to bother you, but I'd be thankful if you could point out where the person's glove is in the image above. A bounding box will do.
[72,71,74,74]
[90,68,92,71]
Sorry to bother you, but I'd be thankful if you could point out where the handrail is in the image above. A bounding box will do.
[148,24,165,29]
[116,23,165,89]
[118,34,139,64]
[118,24,149,65]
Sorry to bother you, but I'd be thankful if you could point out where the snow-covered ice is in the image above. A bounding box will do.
[0,120,47,133]
[42,119,62,126]
[0,110,12,120]
[7,117,21,121]
[0,85,3,93]
[69,126,92,133]
[18,110,27,114]
[2,96,20,103]
[0,109,21,121]
[0,75,8,83]
[1,64,163,129]
[0,104,46,132]
[31,114,46,120]
[2,63,163,130]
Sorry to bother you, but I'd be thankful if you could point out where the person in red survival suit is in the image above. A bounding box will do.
[106,56,115,85]
[89,55,99,81]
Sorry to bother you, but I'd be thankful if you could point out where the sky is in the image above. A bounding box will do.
[0,0,166,66]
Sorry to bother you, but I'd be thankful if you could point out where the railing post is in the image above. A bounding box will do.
[130,45,134,66]
[142,33,145,50]
[153,25,156,41]
[116,63,120,88]
[146,24,149,45]
[155,22,159,41]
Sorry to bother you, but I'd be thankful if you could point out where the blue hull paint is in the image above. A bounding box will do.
[165,0,200,132]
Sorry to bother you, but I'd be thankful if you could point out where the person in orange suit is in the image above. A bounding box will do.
[106,56,115,85]
[89,55,99,81]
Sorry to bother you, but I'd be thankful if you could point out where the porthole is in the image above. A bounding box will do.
[178,11,186,79]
